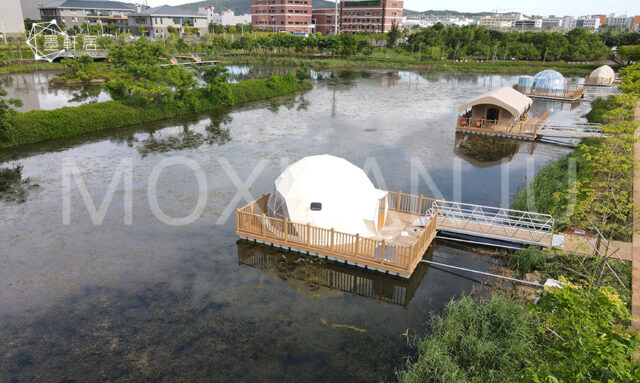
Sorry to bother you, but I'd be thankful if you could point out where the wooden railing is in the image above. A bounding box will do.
[456,115,547,138]
[236,192,438,276]
[513,84,584,100]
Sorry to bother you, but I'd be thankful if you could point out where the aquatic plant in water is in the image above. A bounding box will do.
[0,165,38,203]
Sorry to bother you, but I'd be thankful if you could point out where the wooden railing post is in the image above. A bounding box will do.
[380,239,385,264]
[284,218,288,243]
[418,194,423,216]
[262,214,266,237]
[306,223,310,247]
[354,233,359,257]
[398,191,403,211]
[236,209,240,232]
[330,228,335,252]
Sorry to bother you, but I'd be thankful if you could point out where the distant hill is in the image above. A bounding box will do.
[177,0,337,15]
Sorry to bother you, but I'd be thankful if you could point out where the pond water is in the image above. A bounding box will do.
[0,69,589,382]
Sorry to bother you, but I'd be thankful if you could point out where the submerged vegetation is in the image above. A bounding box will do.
[0,165,37,203]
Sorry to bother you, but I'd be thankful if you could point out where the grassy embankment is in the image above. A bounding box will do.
[0,74,310,149]
[208,51,601,76]
[0,62,66,74]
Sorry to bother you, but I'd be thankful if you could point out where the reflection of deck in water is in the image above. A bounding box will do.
[237,240,431,307]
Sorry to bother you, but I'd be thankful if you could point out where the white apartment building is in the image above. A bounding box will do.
[478,13,524,29]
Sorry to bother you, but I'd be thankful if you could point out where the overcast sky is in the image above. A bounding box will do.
[149,0,640,17]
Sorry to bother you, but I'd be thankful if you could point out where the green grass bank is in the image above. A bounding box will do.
[210,52,601,76]
[0,74,309,149]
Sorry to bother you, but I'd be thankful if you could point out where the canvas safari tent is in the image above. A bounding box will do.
[458,87,533,127]
[268,155,388,238]
[585,65,616,86]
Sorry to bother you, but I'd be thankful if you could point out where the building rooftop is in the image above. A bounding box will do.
[40,0,135,10]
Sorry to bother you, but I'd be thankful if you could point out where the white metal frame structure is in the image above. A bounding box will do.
[27,20,68,62]
[430,200,555,246]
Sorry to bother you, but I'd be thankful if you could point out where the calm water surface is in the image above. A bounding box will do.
[0,69,589,382]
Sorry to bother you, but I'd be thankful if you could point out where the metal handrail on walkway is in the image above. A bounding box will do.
[431,200,555,245]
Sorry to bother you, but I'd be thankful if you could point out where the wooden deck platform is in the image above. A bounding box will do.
[236,191,557,278]
[513,84,584,101]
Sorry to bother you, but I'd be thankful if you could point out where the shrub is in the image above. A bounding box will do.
[397,295,538,383]
[508,246,545,276]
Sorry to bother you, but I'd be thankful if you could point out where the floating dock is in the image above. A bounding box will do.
[236,191,559,278]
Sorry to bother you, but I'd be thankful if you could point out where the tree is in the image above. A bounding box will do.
[387,21,400,48]
[531,281,640,382]
[137,26,146,36]
[103,38,196,106]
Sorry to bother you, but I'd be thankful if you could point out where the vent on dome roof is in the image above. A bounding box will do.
[310,202,322,211]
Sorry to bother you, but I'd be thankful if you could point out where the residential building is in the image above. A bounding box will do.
[339,0,404,34]
[312,7,337,35]
[0,0,26,36]
[20,0,45,20]
[39,0,134,32]
[605,15,633,28]
[251,0,313,34]
[575,16,600,30]
[514,19,542,30]
[540,16,564,29]
[478,13,524,29]
[127,5,208,37]
[402,14,475,28]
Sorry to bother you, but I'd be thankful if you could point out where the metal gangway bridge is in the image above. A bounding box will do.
[412,199,561,247]
[537,121,603,138]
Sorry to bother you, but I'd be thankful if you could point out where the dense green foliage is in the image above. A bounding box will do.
[510,143,595,229]
[397,295,538,383]
[399,284,639,383]
[508,246,631,304]
[104,39,198,106]
[408,25,608,61]
[530,282,640,382]
[0,85,22,141]
[619,45,640,62]
[0,74,308,148]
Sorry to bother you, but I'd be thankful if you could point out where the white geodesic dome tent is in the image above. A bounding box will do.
[586,65,615,86]
[268,155,388,238]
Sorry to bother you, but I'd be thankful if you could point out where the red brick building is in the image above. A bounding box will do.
[632,16,640,32]
[340,0,403,33]
[251,0,313,34]
[312,7,338,35]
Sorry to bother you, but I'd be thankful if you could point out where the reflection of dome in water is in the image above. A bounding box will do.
[532,70,567,91]
[454,133,523,168]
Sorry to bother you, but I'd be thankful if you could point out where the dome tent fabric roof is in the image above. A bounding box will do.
[532,69,567,91]
[458,87,533,119]
[268,155,387,238]
[587,65,615,85]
